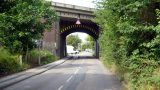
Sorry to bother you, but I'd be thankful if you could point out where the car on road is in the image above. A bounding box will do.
[73,50,79,54]
[67,45,79,54]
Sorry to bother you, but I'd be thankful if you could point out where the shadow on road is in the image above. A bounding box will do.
[69,55,97,60]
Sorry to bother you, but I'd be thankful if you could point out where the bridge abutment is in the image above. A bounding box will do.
[95,40,99,58]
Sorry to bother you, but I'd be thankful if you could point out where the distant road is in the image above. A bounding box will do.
[4,52,122,90]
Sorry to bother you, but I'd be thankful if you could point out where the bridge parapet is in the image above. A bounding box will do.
[52,2,95,20]
[52,2,94,12]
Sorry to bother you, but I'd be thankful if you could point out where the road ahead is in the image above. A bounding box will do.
[4,52,122,90]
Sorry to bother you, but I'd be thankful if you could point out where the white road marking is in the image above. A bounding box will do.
[78,67,81,69]
[66,75,73,82]
[57,85,64,90]
[74,69,79,74]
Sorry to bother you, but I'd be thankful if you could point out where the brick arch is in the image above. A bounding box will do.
[60,24,98,38]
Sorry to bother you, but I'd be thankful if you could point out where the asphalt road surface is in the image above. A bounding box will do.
[3,52,122,90]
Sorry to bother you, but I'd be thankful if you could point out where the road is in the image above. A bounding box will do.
[3,52,122,90]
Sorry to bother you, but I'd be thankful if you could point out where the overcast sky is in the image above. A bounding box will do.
[71,32,88,43]
[53,0,95,8]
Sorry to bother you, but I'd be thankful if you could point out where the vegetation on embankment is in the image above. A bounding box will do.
[0,48,26,76]
[95,0,160,89]
[29,49,58,65]
[0,48,57,77]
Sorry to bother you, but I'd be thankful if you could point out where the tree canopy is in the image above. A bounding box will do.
[82,35,94,51]
[95,0,160,89]
[0,0,57,55]
[66,34,82,50]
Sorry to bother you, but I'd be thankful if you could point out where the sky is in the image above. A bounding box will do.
[70,32,88,43]
[53,0,95,8]
[52,0,95,42]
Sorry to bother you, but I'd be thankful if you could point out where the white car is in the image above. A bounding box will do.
[73,50,79,54]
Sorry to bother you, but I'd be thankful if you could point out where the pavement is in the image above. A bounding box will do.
[0,52,122,90]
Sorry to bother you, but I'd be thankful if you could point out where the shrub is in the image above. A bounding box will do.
[29,49,57,65]
[95,0,160,89]
[0,48,23,75]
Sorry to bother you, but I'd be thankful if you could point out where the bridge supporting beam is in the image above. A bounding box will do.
[55,21,64,59]
[95,40,99,58]
[59,36,66,58]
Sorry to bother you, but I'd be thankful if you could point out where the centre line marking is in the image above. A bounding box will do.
[57,85,64,90]
[78,67,81,69]
[74,69,79,74]
[66,76,73,82]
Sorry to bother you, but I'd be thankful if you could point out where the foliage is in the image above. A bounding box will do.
[30,49,57,65]
[0,48,25,75]
[0,0,57,55]
[86,35,95,50]
[0,47,56,76]
[95,0,160,89]
[0,0,16,13]
[82,35,95,51]
[82,43,89,51]
[66,34,82,50]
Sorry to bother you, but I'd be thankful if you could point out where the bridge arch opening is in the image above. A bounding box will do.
[66,32,97,57]
[59,24,99,58]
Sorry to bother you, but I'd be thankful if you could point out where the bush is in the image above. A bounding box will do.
[0,48,23,75]
[95,0,160,89]
[29,49,57,65]
[0,48,57,76]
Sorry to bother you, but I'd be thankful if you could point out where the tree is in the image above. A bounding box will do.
[66,34,82,50]
[0,0,16,13]
[0,0,57,57]
[81,43,90,51]
[95,0,160,89]
[86,35,95,50]
[82,35,95,51]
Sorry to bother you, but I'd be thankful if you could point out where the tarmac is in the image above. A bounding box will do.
[0,57,71,89]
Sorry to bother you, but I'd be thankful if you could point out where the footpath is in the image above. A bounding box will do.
[0,57,71,89]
